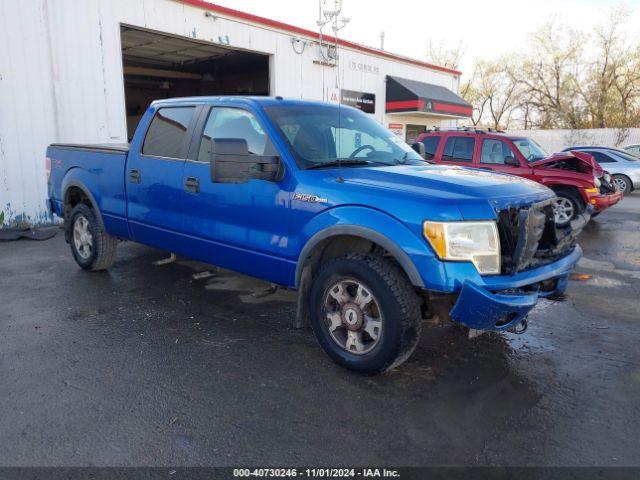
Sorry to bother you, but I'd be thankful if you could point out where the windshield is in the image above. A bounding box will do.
[264,104,424,169]
[512,138,549,162]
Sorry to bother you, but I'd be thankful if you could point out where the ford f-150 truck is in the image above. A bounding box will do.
[47,97,586,373]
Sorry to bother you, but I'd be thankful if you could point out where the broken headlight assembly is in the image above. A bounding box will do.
[423,221,501,275]
[593,176,602,188]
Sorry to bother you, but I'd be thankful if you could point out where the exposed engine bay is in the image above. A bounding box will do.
[497,198,590,275]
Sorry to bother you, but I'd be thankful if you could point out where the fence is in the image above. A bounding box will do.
[506,128,640,154]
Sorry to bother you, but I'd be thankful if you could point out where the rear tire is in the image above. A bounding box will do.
[553,189,585,227]
[309,253,422,374]
[68,204,117,271]
[612,174,632,195]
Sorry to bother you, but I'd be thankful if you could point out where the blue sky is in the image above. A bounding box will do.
[210,0,640,75]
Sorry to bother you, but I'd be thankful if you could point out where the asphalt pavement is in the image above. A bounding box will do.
[1,194,639,467]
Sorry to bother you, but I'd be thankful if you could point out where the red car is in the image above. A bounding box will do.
[413,129,623,226]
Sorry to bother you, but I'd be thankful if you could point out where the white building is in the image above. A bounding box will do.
[0,0,471,227]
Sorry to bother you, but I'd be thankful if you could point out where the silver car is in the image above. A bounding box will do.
[563,147,640,194]
[623,144,640,158]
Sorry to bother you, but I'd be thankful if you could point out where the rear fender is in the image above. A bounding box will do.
[61,170,104,223]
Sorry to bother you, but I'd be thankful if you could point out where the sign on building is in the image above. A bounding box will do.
[341,89,376,114]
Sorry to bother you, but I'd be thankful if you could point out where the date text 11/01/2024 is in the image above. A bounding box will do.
[232,468,400,477]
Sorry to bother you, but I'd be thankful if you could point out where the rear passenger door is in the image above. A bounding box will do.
[126,105,197,246]
[439,135,476,167]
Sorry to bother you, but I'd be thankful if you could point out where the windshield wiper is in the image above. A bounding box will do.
[306,159,371,170]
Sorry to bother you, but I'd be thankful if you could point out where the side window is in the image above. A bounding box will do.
[442,136,475,162]
[481,139,516,164]
[142,107,195,158]
[587,151,615,163]
[421,136,441,160]
[198,108,275,162]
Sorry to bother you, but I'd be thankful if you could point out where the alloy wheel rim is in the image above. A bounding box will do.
[553,198,574,225]
[73,215,93,259]
[614,177,627,192]
[322,278,383,355]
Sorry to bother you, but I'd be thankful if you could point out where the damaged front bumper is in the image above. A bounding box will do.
[584,189,623,211]
[448,244,581,332]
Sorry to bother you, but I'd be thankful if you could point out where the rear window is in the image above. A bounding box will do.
[442,136,475,162]
[421,136,441,160]
[142,107,195,158]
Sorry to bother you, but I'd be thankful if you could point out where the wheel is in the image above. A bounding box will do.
[553,189,584,227]
[68,203,117,271]
[612,174,632,195]
[309,254,423,374]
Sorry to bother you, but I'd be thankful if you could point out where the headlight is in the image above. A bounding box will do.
[423,221,501,275]
[593,176,601,188]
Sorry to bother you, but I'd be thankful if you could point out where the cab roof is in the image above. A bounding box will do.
[151,96,351,110]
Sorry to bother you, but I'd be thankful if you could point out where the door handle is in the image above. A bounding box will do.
[129,169,141,184]
[184,176,200,193]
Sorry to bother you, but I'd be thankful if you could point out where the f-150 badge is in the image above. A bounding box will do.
[292,193,328,204]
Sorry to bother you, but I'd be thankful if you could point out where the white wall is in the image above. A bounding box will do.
[0,0,462,227]
[507,128,640,155]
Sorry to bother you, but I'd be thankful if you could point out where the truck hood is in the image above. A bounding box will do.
[530,151,603,177]
[334,164,554,216]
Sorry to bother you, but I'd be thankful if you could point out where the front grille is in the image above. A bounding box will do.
[497,199,575,275]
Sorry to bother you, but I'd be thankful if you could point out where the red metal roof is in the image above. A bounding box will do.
[174,0,462,76]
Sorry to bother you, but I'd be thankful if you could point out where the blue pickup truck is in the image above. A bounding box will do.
[47,97,586,373]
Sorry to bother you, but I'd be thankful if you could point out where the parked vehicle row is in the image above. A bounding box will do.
[562,146,640,195]
[411,129,624,226]
[47,97,586,373]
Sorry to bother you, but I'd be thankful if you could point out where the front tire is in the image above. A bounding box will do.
[613,174,632,195]
[309,254,422,374]
[68,204,117,271]
[553,189,585,227]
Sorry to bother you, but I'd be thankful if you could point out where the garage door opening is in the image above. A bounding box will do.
[120,25,270,140]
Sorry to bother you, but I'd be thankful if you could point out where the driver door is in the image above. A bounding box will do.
[478,138,532,176]
[179,106,293,285]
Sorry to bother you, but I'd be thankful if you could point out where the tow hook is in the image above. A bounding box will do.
[508,318,528,334]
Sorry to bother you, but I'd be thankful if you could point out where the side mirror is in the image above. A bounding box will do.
[210,138,281,183]
[504,156,519,167]
[411,142,426,159]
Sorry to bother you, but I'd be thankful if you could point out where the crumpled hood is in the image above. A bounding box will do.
[530,151,603,177]
[335,164,554,218]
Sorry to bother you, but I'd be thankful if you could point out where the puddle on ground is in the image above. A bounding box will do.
[577,257,640,280]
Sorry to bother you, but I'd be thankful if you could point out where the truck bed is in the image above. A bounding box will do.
[47,143,130,239]
[49,143,130,153]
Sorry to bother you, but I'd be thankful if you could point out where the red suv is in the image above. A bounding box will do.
[414,129,623,226]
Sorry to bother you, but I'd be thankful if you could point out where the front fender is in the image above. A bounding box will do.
[295,205,445,288]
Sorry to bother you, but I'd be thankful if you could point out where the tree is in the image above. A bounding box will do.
[514,21,585,129]
[461,59,520,130]
[426,39,465,71]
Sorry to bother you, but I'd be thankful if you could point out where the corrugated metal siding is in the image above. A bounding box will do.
[0,0,461,227]
[507,128,640,154]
